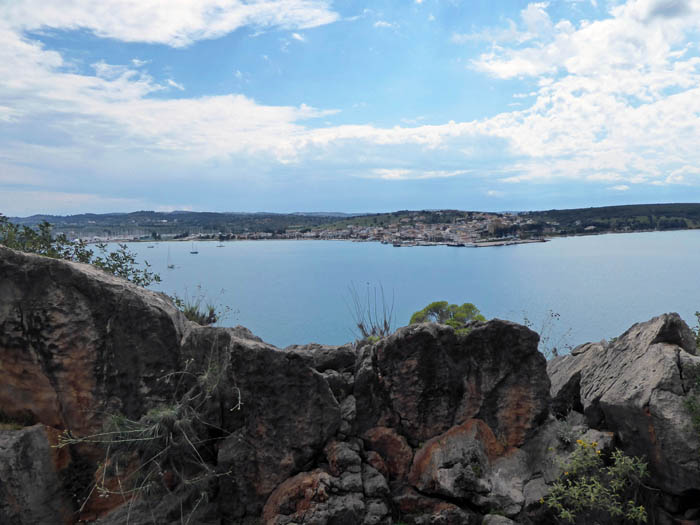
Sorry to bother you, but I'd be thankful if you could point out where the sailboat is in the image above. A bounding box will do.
[167,247,175,269]
[190,242,199,254]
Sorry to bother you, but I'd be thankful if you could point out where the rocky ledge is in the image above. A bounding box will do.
[1,245,699,524]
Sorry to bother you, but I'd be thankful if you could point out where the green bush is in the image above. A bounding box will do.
[543,439,648,523]
[409,301,485,334]
[683,365,700,443]
[0,215,160,287]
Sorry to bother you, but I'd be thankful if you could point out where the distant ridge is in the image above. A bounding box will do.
[6,203,700,239]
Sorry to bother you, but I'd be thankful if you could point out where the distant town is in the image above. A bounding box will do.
[9,203,700,248]
[200,211,547,248]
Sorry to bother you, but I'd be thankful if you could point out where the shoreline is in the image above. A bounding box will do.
[86,226,699,248]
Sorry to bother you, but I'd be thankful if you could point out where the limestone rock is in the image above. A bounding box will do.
[0,425,73,525]
[408,419,496,501]
[0,245,188,437]
[197,328,341,520]
[393,487,479,525]
[548,313,700,496]
[362,426,414,482]
[355,321,549,449]
[482,515,517,525]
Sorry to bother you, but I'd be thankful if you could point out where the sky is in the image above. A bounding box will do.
[2,0,700,216]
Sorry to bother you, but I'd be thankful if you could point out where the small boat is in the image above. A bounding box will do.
[216,242,225,247]
[167,247,175,269]
[190,242,199,254]
[147,245,155,248]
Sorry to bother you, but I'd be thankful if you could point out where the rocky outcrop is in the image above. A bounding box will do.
[2,245,700,524]
[0,245,188,438]
[354,321,549,449]
[549,313,700,520]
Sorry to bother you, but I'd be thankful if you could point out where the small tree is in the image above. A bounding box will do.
[0,215,160,287]
[409,301,485,334]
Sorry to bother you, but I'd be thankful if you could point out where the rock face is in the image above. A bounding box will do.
[0,424,73,525]
[549,313,700,518]
[0,246,187,437]
[354,321,550,449]
[2,245,700,524]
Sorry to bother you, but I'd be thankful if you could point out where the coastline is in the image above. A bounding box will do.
[86,226,699,249]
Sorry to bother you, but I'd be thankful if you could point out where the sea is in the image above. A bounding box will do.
[115,229,700,351]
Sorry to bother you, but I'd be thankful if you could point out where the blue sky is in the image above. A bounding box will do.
[2,0,700,215]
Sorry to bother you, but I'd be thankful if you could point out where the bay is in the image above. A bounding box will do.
[117,229,700,350]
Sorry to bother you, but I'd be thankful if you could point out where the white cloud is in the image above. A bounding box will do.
[291,32,305,41]
[487,190,505,197]
[1,1,338,48]
[3,0,700,210]
[453,2,556,46]
[610,184,631,191]
[472,0,700,79]
[371,169,467,180]
[166,79,185,90]
[374,20,397,29]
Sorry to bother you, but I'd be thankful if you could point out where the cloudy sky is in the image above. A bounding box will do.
[2,0,700,216]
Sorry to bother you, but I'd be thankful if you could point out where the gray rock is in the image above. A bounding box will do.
[361,463,389,498]
[362,499,390,525]
[482,515,517,525]
[0,425,72,525]
[355,321,550,449]
[477,449,528,517]
[548,313,700,496]
[408,420,492,502]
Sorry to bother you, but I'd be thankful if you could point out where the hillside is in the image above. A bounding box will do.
[8,203,700,242]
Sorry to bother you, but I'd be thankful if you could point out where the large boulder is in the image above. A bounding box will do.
[548,313,700,497]
[0,245,189,437]
[355,321,550,449]
[185,328,343,520]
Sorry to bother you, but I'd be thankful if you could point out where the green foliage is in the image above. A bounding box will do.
[0,215,160,287]
[683,364,700,443]
[171,287,233,326]
[553,415,578,447]
[409,301,485,334]
[543,440,648,524]
[172,295,218,326]
[525,203,700,235]
[692,311,700,350]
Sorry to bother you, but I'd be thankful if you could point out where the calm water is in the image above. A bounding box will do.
[118,230,700,349]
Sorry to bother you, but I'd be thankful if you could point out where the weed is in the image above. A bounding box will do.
[55,342,240,523]
[171,286,235,326]
[542,439,648,523]
[347,282,395,343]
[554,415,579,448]
[522,309,573,359]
